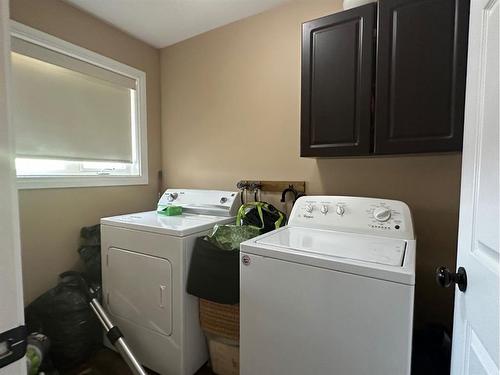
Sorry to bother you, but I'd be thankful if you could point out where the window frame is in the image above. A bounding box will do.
[10,21,148,189]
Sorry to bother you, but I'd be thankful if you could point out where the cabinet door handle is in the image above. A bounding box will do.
[159,285,167,308]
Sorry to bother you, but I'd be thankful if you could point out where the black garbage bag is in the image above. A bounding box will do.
[78,224,101,284]
[25,271,101,370]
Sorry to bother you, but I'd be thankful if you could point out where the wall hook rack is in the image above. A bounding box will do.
[236,180,306,204]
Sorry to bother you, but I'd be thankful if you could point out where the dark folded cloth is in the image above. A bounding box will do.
[187,237,240,304]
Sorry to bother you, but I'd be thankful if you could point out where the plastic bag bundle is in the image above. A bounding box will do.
[78,224,101,284]
[25,272,101,370]
[187,201,286,304]
[206,224,261,251]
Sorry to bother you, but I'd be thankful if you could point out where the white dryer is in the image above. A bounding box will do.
[240,196,416,375]
[101,189,240,375]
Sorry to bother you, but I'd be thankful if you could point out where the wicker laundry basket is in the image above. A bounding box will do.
[199,299,240,375]
[199,299,239,341]
[206,333,239,375]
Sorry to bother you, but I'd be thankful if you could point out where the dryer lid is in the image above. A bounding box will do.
[256,226,406,266]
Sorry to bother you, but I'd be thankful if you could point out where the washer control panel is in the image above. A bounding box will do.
[289,196,414,239]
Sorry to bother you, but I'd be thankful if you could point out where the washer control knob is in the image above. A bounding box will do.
[336,205,345,216]
[374,207,392,222]
[305,204,314,213]
[320,205,328,215]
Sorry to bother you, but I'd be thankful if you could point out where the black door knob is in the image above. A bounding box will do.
[436,266,467,292]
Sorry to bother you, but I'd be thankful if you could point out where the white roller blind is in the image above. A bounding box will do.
[11,38,136,163]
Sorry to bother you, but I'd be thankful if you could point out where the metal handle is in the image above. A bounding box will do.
[436,266,467,292]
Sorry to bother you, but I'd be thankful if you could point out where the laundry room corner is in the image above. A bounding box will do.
[159,0,463,333]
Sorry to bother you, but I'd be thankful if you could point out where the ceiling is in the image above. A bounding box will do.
[64,0,291,48]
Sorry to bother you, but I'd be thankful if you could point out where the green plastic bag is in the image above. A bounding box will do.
[206,224,261,251]
[205,201,284,251]
[236,202,286,233]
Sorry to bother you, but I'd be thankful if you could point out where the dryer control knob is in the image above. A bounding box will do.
[320,205,328,215]
[374,207,391,222]
[305,204,314,213]
[167,192,178,202]
[336,205,345,216]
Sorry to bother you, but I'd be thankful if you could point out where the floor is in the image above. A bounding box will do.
[63,349,132,375]
[63,348,214,375]
[53,339,448,375]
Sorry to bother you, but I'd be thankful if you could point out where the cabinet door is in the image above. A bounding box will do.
[374,0,470,154]
[301,4,375,157]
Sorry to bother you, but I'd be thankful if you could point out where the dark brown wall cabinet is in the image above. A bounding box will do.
[301,4,375,157]
[301,0,470,157]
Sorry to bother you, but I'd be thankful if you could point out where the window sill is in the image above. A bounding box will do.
[17,174,149,190]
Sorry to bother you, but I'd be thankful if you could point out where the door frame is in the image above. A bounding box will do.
[0,0,26,373]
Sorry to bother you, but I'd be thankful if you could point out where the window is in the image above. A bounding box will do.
[10,21,148,189]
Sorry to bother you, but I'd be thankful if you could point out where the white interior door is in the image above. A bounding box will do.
[0,0,26,374]
[451,0,499,373]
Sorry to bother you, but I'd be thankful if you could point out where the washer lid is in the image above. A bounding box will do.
[256,226,406,266]
[101,210,233,237]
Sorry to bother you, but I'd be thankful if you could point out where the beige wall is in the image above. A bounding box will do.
[161,0,462,330]
[10,0,162,303]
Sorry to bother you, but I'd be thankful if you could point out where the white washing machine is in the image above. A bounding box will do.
[240,196,416,375]
[100,189,240,375]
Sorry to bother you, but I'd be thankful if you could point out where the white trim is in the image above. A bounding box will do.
[0,2,26,373]
[10,21,149,189]
[17,175,148,190]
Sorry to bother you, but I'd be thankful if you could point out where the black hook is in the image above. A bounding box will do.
[236,180,249,190]
[281,185,298,203]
